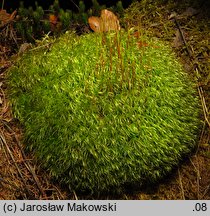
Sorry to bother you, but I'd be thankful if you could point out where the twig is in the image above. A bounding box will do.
[0,133,33,198]
[170,14,210,128]
[2,120,46,198]
[73,190,78,200]
[197,85,210,128]
[1,0,4,10]
[0,87,9,117]
[52,185,65,200]
[169,15,209,199]
[173,17,192,59]
[190,157,201,199]
[201,184,210,199]
[29,42,53,52]
[0,176,21,192]
[178,168,185,199]
[0,130,11,164]
[196,121,207,154]
[70,0,79,11]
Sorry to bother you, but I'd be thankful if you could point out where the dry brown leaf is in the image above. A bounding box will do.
[88,9,120,32]
[0,9,16,28]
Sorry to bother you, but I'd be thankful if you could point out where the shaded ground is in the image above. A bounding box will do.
[0,0,210,200]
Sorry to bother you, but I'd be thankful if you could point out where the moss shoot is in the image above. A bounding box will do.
[7,31,201,193]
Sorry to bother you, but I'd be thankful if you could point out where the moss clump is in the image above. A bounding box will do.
[8,31,201,193]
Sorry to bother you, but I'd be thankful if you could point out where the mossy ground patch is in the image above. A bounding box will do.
[7,31,201,193]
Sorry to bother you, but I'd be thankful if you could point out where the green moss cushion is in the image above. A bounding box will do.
[8,31,201,193]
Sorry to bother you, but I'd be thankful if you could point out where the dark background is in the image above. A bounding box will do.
[3,1,209,13]
[2,0,134,11]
